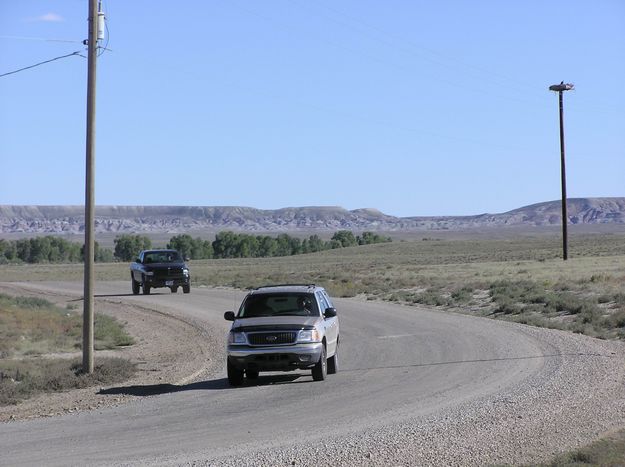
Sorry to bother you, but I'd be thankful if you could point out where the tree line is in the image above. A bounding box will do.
[0,230,391,264]
[167,230,391,260]
[0,237,113,264]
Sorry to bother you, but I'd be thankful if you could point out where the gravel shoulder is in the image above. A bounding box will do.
[199,323,625,467]
[0,281,220,423]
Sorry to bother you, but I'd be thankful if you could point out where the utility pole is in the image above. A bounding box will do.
[83,0,99,373]
[549,81,574,261]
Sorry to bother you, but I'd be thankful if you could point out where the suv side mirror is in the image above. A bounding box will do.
[324,307,337,318]
[224,311,235,321]
[184,257,190,262]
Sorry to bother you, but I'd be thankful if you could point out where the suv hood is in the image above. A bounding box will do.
[232,316,321,330]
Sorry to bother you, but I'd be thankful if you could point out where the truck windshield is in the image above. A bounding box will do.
[238,293,318,318]
[143,251,180,264]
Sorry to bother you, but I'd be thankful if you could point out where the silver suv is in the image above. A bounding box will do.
[224,284,340,386]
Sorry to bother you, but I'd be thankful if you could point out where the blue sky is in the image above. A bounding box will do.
[1,1,623,217]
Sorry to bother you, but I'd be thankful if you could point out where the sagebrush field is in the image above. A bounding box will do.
[2,229,624,339]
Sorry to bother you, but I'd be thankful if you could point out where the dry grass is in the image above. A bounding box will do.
[1,231,624,339]
[529,429,625,466]
[0,294,136,405]
[0,358,135,406]
[0,294,134,358]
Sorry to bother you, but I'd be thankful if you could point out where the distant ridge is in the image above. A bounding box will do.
[0,198,623,234]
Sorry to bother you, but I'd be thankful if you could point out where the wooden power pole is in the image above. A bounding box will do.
[549,81,574,262]
[83,0,99,373]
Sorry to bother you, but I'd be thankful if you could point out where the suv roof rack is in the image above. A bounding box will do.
[255,283,316,290]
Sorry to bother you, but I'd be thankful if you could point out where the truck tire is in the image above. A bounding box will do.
[131,276,140,295]
[142,275,150,295]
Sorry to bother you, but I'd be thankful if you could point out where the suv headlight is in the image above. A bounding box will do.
[297,329,321,343]
[183,268,189,276]
[228,331,246,344]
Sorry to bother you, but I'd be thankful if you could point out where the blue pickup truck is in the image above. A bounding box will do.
[130,249,191,295]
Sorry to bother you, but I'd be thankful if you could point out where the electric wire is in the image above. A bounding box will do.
[229,0,547,108]
[0,35,82,43]
[0,50,84,78]
[290,1,621,113]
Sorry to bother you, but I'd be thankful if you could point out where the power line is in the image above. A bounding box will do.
[0,35,82,43]
[0,50,84,78]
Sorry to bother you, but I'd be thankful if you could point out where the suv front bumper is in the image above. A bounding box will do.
[227,343,323,371]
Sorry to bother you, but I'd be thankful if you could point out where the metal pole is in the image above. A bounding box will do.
[558,90,568,261]
[83,0,98,373]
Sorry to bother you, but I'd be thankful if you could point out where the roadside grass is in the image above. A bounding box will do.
[0,358,135,406]
[528,429,625,467]
[0,293,135,358]
[0,293,136,405]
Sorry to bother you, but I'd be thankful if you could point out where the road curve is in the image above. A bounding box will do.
[1,281,624,466]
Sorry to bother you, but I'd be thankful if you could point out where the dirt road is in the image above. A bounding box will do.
[1,281,624,466]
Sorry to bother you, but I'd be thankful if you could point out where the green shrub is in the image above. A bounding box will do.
[413,290,448,307]
[451,287,473,303]
[94,314,135,349]
[608,310,625,328]
[614,293,625,306]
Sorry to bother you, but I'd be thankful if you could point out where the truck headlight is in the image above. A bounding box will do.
[228,332,246,344]
[297,329,321,343]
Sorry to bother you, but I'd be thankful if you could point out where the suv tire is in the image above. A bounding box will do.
[182,284,191,294]
[227,360,244,386]
[327,341,339,374]
[312,345,327,381]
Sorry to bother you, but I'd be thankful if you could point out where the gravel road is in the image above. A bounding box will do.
[1,281,624,466]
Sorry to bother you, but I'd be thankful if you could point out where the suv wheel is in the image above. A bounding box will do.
[170,286,178,293]
[327,340,339,374]
[182,284,191,294]
[131,276,140,295]
[312,345,327,381]
[227,360,244,386]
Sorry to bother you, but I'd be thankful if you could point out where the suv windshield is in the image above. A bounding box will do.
[238,292,319,318]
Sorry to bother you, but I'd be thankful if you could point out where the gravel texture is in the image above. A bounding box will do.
[185,325,625,467]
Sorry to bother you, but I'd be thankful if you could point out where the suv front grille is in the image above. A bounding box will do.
[247,331,297,346]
